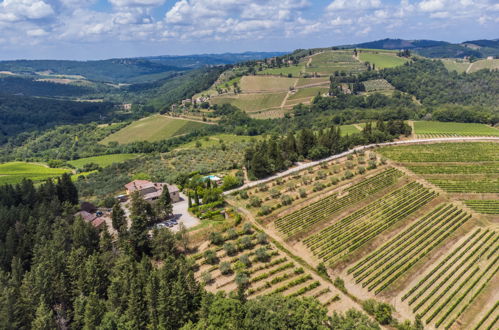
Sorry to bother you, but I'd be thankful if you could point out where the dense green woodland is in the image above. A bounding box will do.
[0,77,94,97]
[0,176,385,329]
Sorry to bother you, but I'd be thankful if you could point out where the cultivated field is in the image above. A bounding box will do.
[468,59,499,73]
[68,154,140,169]
[210,93,287,114]
[306,50,366,75]
[358,51,409,69]
[239,76,297,92]
[441,59,470,73]
[190,223,356,314]
[0,162,70,185]
[339,124,362,136]
[413,121,499,138]
[100,115,209,144]
[362,79,395,92]
[225,140,498,329]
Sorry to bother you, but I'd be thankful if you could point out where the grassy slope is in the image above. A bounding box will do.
[68,154,140,169]
[441,59,470,73]
[468,59,499,73]
[101,115,208,144]
[211,93,287,113]
[288,87,328,101]
[240,76,297,92]
[358,52,409,68]
[0,162,70,185]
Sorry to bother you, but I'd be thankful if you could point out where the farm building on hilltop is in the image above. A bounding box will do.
[124,180,180,203]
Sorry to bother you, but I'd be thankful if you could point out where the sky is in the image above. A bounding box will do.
[0,0,498,60]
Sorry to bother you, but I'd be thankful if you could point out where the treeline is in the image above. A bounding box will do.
[0,175,384,329]
[0,94,118,141]
[245,120,411,179]
[0,76,94,97]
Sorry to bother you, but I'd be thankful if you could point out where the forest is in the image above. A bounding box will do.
[0,176,382,329]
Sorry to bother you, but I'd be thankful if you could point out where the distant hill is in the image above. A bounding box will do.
[0,52,287,83]
[347,38,499,58]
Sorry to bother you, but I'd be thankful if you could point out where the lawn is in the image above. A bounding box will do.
[68,154,140,169]
[414,121,499,137]
[0,162,70,185]
[240,76,297,92]
[210,93,287,113]
[101,115,209,144]
[358,52,409,68]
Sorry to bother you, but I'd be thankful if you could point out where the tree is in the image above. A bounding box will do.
[156,185,173,219]
[56,173,78,205]
[111,203,127,234]
[31,301,56,330]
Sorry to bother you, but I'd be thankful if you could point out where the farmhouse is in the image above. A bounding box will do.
[75,210,97,223]
[124,180,180,203]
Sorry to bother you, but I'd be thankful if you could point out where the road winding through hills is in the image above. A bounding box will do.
[223,136,499,195]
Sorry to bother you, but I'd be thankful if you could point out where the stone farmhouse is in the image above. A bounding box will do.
[124,180,180,203]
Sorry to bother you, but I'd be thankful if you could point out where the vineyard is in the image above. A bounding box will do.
[228,151,383,218]
[191,223,346,310]
[306,50,366,75]
[275,168,404,238]
[362,79,395,92]
[349,204,471,294]
[413,121,499,138]
[303,182,437,266]
[464,200,499,214]
[402,229,499,329]
[428,179,499,193]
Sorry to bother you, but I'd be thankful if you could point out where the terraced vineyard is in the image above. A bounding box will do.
[303,182,437,266]
[402,229,499,329]
[362,79,395,92]
[464,200,499,214]
[349,204,471,294]
[306,50,366,75]
[275,168,404,238]
[192,224,344,309]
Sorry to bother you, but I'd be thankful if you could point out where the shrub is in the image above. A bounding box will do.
[343,171,354,180]
[201,271,212,285]
[226,228,238,240]
[209,231,224,245]
[239,190,249,199]
[347,154,354,160]
[316,171,327,180]
[243,223,253,234]
[219,261,232,275]
[368,160,377,170]
[255,247,270,262]
[270,188,281,199]
[239,236,253,250]
[248,196,262,207]
[257,232,268,245]
[203,249,218,265]
[258,206,272,216]
[299,188,307,198]
[281,194,293,206]
[239,254,251,267]
[331,177,339,185]
[223,242,237,256]
[257,184,268,192]
[317,263,328,277]
[358,166,366,174]
[313,182,325,192]
[362,299,393,325]
[345,161,355,169]
[358,157,366,164]
[334,277,346,292]
[235,272,249,288]
[369,153,377,161]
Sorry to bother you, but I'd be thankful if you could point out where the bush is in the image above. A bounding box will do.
[239,254,251,267]
[299,188,307,198]
[270,188,281,199]
[368,160,377,170]
[209,231,224,245]
[281,194,293,206]
[235,271,249,288]
[331,177,339,185]
[358,166,366,174]
[219,261,232,275]
[317,263,328,277]
[257,232,268,245]
[313,182,325,192]
[362,299,393,325]
[255,247,270,262]
[201,271,212,285]
[226,228,238,240]
[248,196,262,207]
[316,171,327,180]
[258,206,272,216]
[334,277,346,292]
[239,236,253,250]
[343,171,354,180]
[243,223,253,235]
[345,161,355,169]
[223,242,236,256]
[203,249,218,265]
[239,190,249,199]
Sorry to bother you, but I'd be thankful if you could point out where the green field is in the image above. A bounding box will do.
[211,93,287,113]
[378,142,499,162]
[468,59,499,73]
[240,76,297,92]
[287,87,328,101]
[339,124,362,136]
[362,79,395,92]
[414,121,499,137]
[441,59,470,73]
[306,50,366,75]
[358,52,409,68]
[101,115,209,144]
[68,154,140,169]
[296,77,330,87]
[178,134,258,149]
[0,162,70,185]
[257,65,304,77]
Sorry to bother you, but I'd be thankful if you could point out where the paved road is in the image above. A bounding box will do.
[223,137,499,195]
[170,192,200,232]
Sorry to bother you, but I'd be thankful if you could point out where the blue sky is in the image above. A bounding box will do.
[0,0,497,60]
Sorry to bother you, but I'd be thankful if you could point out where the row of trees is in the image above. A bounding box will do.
[245,120,411,179]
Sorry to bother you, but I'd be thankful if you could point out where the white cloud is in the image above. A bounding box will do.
[27,28,48,36]
[418,0,445,12]
[1,0,54,21]
[327,0,381,11]
[109,0,166,7]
